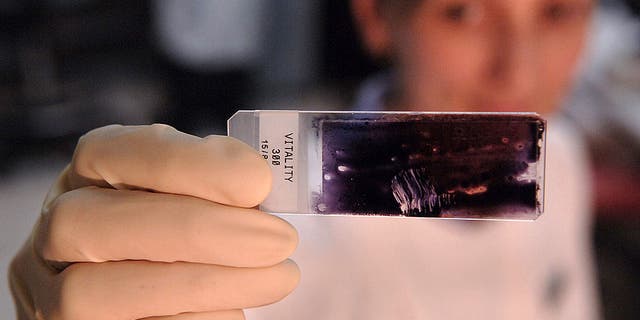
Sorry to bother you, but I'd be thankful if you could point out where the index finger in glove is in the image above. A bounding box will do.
[66,124,270,208]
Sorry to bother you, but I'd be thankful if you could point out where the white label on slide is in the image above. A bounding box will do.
[258,111,299,212]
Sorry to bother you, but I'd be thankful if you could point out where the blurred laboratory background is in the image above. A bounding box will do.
[0,0,639,319]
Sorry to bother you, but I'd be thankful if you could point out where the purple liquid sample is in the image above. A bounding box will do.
[319,114,545,219]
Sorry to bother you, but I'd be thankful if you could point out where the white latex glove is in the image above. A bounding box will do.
[9,124,300,320]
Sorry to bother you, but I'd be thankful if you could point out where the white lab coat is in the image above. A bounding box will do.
[247,117,600,319]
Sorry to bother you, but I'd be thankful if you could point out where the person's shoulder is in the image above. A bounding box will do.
[546,115,590,172]
[547,116,586,147]
[544,114,593,220]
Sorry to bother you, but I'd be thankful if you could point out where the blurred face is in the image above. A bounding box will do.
[356,0,594,113]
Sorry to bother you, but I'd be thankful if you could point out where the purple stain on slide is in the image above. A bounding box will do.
[319,113,544,219]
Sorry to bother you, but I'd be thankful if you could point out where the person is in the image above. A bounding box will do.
[9,0,600,319]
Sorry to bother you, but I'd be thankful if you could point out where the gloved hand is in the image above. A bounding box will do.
[9,124,300,320]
